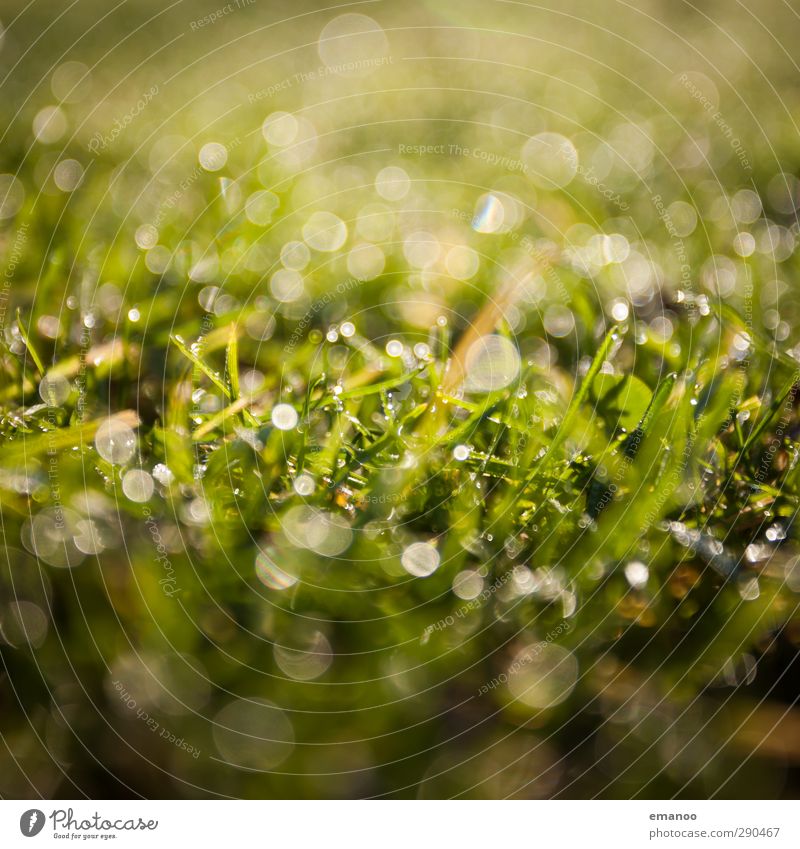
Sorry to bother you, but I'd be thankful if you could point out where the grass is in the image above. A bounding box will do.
[1,0,800,799]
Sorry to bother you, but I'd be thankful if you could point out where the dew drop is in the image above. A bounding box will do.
[122,469,154,503]
[293,473,315,496]
[453,444,470,461]
[508,643,578,708]
[272,404,299,431]
[95,417,136,465]
[401,541,440,577]
[464,335,521,393]
[38,372,71,405]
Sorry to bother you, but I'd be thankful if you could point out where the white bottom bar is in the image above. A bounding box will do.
[1,800,796,848]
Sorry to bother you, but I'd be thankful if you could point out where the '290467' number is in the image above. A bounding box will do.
[735,828,780,838]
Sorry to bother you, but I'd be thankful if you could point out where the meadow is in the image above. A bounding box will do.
[1,0,800,798]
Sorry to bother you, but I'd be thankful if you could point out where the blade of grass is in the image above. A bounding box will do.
[741,374,798,455]
[192,387,271,441]
[312,366,425,409]
[15,309,45,377]
[622,371,677,459]
[0,410,141,465]
[225,323,240,400]
[523,324,621,486]
[170,334,231,399]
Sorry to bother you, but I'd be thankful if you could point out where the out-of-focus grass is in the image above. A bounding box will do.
[2,0,800,799]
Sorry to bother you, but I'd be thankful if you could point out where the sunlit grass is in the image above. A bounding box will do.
[2,0,800,798]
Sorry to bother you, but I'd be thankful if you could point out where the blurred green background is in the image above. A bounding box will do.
[2,0,800,799]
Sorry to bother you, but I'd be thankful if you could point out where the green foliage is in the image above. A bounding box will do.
[1,0,800,800]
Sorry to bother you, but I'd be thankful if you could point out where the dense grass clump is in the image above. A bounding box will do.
[2,0,800,799]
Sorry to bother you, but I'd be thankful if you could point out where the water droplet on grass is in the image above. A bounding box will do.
[95,418,136,465]
[0,601,49,648]
[624,560,649,589]
[280,240,310,270]
[135,224,158,249]
[401,541,440,577]
[245,190,279,226]
[152,464,174,486]
[272,404,298,431]
[543,305,575,338]
[452,569,483,599]
[609,299,629,322]
[375,166,410,200]
[262,111,298,146]
[445,245,479,280]
[303,211,347,252]
[51,60,91,103]
[255,546,298,590]
[522,132,578,189]
[403,230,440,268]
[0,174,24,219]
[508,643,578,708]
[270,268,304,302]
[472,193,504,233]
[293,473,315,496]
[281,506,352,557]
[347,242,385,280]
[23,507,85,568]
[274,631,332,681]
[213,698,294,769]
[318,14,389,77]
[464,335,521,393]
[122,469,154,503]
[453,444,470,461]
[53,159,83,192]
[33,105,67,143]
[73,518,105,555]
[198,142,227,171]
[739,577,760,601]
[414,342,431,359]
[39,372,71,405]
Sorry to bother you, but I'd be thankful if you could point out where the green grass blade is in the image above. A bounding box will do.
[15,309,45,376]
[170,333,231,399]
